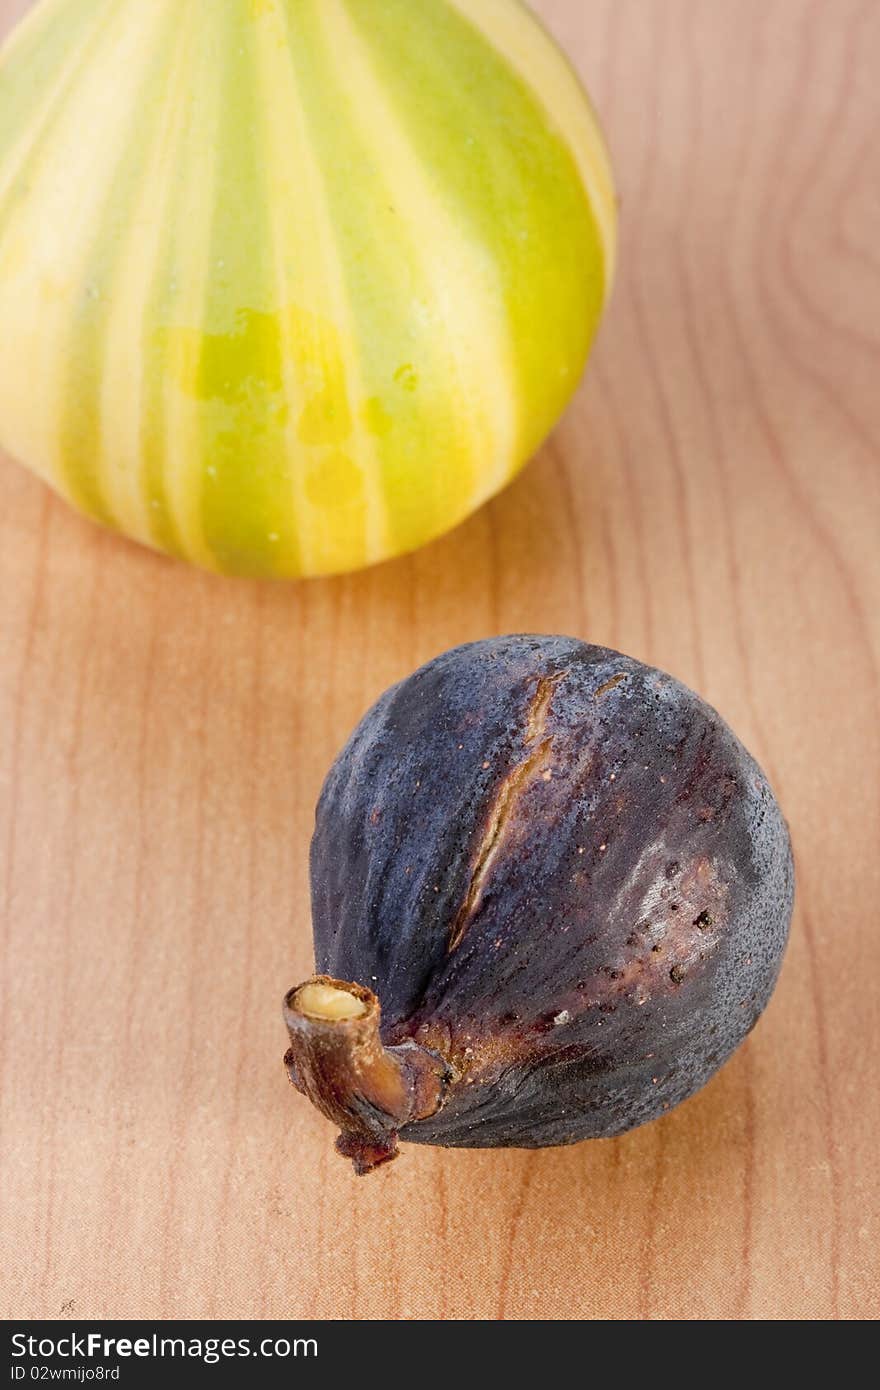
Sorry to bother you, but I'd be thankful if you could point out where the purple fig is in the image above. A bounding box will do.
[283,636,793,1173]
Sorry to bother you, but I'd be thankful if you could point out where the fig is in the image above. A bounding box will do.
[284,636,794,1173]
[0,0,615,578]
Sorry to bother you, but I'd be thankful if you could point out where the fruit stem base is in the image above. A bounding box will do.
[283,975,446,1174]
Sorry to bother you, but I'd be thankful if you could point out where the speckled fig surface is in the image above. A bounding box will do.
[284,636,794,1172]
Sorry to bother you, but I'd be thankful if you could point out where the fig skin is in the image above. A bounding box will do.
[286,636,793,1170]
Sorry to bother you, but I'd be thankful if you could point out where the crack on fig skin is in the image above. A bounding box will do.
[447,738,552,953]
[448,673,562,955]
[524,671,563,743]
[594,672,628,699]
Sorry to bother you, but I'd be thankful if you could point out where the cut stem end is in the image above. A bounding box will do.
[294,980,369,1022]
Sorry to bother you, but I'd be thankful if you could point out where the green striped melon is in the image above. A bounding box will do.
[0,0,615,578]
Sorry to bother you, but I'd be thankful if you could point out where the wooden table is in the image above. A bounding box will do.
[2,0,878,1322]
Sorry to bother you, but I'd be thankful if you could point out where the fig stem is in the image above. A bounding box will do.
[283,975,446,1175]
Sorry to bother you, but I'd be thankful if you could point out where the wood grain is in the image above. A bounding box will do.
[1,0,878,1321]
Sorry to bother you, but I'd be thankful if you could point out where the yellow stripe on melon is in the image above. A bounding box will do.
[447,0,617,287]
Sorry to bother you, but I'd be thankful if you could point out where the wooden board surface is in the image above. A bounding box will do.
[2,0,878,1322]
